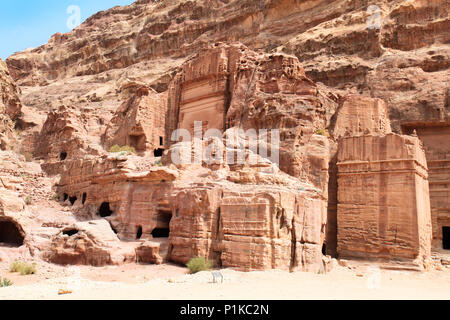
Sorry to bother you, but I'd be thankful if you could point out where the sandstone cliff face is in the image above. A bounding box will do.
[167,43,336,195]
[281,0,449,131]
[35,105,103,164]
[6,0,448,133]
[331,94,392,139]
[402,122,450,252]
[337,134,432,268]
[53,137,327,271]
[103,86,167,155]
[0,59,22,150]
[0,0,448,270]
[6,0,382,85]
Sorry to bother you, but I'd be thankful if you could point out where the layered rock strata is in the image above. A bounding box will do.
[337,134,432,268]
[0,0,448,271]
[0,59,21,151]
[55,147,327,271]
[402,122,450,251]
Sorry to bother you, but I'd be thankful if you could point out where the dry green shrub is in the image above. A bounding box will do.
[9,261,37,275]
[186,256,212,274]
[109,145,137,154]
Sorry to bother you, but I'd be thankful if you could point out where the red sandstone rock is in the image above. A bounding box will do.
[331,95,392,139]
[326,93,396,257]
[337,134,432,268]
[167,44,337,194]
[401,122,450,251]
[136,241,163,265]
[44,220,136,266]
[0,59,21,121]
[0,0,447,272]
[35,105,103,164]
[103,87,167,155]
[0,59,22,151]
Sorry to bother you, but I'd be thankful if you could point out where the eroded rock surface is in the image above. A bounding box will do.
[0,0,448,271]
[0,60,21,151]
[337,134,432,268]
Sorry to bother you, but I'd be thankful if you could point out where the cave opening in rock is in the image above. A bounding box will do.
[152,228,170,238]
[154,148,164,157]
[60,152,67,161]
[63,193,68,201]
[82,193,87,205]
[443,227,450,250]
[129,134,146,153]
[152,210,172,238]
[136,226,143,239]
[98,202,113,217]
[0,219,24,247]
[69,196,77,205]
[322,243,327,255]
[63,229,79,237]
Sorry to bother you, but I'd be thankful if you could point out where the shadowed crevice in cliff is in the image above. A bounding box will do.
[0,217,25,247]
[69,196,77,206]
[99,202,113,218]
[326,150,338,258]
[136,226,143,239]
[62,228,79,237]
[289,217,297,272]
[152,228,170,238]
[152,210,172,238]
[214,207,224,268]
[443,227,450,250]
[154,148,164,157]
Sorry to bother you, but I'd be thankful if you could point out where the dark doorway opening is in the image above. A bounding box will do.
[154,148,164,157]
[136,226,143,240]
[322,243,327,255]
[63,193,68,201]
[159,136,164,146]
[82,193,87,205]
[0,219,24,246]
[129,134,146,153]
[443,227,450,250]
[60,152,67,161]
[69,196,77,205]
[99,202,113,217]
[63,229,79,237]
[152,228,170,238]
[152,210,172,238]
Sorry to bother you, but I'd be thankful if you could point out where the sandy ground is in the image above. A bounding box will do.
[0,260,449,300]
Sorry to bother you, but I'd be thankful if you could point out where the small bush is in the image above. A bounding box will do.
[0,277,13,287]
[9,261,21,273]
[109,145,137,154]
[24,196,33,205]
[315,129,329,136]
[186,256,212,274]
[9,261,37,275]
[50,193,60,202]
[19,263,37,275]
[22,152,33,162]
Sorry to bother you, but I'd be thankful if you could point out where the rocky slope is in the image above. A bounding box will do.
[6,0,449,131]
[0,59,22,151]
